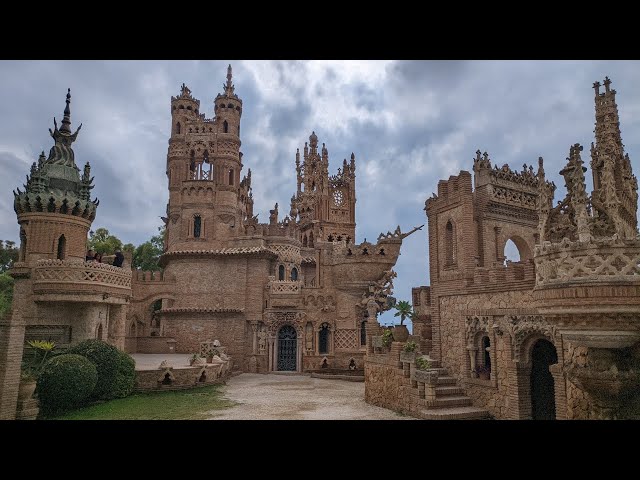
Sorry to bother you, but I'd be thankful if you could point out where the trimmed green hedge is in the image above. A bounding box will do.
[67,340,120,399]
[112,349,136,398]
[37,354,97,415]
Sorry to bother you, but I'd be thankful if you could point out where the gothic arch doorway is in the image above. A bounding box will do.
[277,325,297,371]
[530,339,558,420]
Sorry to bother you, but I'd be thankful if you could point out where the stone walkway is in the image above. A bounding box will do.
[208,373,414,420]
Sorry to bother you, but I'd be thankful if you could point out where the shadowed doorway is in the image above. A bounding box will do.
[530,339,558,420]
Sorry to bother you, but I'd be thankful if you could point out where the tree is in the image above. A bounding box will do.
[393,300,414,326]
[87,228,123,255]
[132,226,165,271]
[0,240,19,272]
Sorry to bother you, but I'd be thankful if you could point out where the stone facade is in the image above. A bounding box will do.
[366,76,640,420]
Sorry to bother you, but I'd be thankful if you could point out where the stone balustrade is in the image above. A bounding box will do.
[268,279,301,294]
[535,236,640,288]
[32,259,132,298]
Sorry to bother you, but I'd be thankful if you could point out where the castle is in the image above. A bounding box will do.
[364,77,640,420]
[0,66,417,419]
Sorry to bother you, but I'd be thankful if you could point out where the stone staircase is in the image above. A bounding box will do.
[411,361,490,420]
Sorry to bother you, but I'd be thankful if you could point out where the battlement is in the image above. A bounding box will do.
[132,270,175,283]
[473,150,542,194]
[425,171,473,212]
[469,259,536,289]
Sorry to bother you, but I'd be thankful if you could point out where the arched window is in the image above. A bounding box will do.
[19,229,27,261]
[360,319,367,346]
[193,215,202,238]
[319,323,330,354]
[291,267,298,281]
[129,321,137,337]
[56,234,66,260]
[482,336,491,373]
[229,169,234,186]
[278,265,285,281]
[309,232,314,248]
[504,239,521,264]
[445,220,456,265]
[175,122,181,134]
[237,125,240,136]
[190,150,196,176]
[223,121,229,133]
[203,150,209,163]
[96,323,103,340]
[303,236,308,247]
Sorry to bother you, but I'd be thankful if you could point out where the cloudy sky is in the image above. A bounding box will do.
[1,60,639,325]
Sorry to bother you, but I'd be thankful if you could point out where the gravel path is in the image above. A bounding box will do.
[208,373,414,420]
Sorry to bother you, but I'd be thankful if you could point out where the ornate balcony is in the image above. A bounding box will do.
[32,259,132,302]
[268,278,301,295]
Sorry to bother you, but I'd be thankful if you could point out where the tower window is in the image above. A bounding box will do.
[223,121,229,133]
[319,323,330,354]
[175,122,181,134]
[445,220,456,265]
[278,265,285,281]
[56,234,66,260]
[291,267,298,281]
[193,215,202,238]
[229,169,234,186]
[360,319,367,346]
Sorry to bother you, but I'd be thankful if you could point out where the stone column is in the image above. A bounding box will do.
[0,314,26,420]
[268,337,275,372]
[108,304,127,351]
[297,337,302,372]
[467,346,478,378]
[251,322,258,355]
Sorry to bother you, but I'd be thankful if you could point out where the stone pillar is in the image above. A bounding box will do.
[108,304,127,351]
[268,337,275,372]
[251,322,258,355]
[550,364,567,420]
[0,314,26,420]
[297,337,302,372]
[467,346,478,378]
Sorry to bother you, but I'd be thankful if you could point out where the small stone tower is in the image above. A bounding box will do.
[293,131,356,247]
[13,89,97,263]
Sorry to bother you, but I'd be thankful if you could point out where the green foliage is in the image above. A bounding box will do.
[122,243,135,253]
[22,340,56,380]
[111,350,136,398]
[393,300,414,326]
[0,240,19,273]
[415,356,432,371]
[132,226,165,271]
[381,329,394,348]
[87,228,123,255]
[37,354,98,415]
[403,341,418,353]
[67,340,120,400]
[0,272,14,318]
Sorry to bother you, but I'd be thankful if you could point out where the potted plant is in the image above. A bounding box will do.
[475,365,491,380]
[412,355,434,383]
[189,353,200,366]
[20,340,55,400]
[400,341,418,363]
[415,355,431,371]
[392,300,414,342]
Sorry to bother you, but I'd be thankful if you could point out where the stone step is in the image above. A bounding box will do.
[435,385,464,396]
[436,376,458,386]
[426,367,448,375]
[420,406,490,420]
[427,395,473,408]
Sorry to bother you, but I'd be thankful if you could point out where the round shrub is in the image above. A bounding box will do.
[67,340,120,399]
[37,354,97,415]
[111,349,136,398]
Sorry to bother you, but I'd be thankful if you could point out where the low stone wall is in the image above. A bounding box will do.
[134,359,232,392]
[134,336,177,354]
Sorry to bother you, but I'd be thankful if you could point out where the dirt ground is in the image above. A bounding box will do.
[207,373,414,420]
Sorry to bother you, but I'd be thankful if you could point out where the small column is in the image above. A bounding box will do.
[467,346,478,378]
[268,337,275,372]
[297,337,302,372]
[251,322,258,355]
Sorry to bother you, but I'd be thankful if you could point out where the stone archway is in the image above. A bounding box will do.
[530,339,558,420]
[277,325,297,371]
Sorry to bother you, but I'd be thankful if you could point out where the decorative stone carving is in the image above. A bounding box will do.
[503,315,556,362]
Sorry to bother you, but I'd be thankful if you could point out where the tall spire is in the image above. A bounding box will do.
[225,64,235,96]
[60,88,72,134]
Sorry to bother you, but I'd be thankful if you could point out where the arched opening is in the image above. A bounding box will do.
[482,336,491,374]
[277,325,297,371]
[319,322,330,354]
[223,120,229,133]
[56,234,66,260]
[162,373,172,385]
[96,323,103,340]
[303,236,308,247]
[445,220,456,265]
[199,371,207,383]
[175,122,181,134]
[328,235,334,242]
[129,321,137,337]
[193,215,202,238]
[291,267,298,281]
[530,339,558,420]
[308,232,314,247]
[19,229,27,261]
[278,265,285,281]
[504,239,521,263]
[151,299,162,329]
[228,169,234,186]
[203,150,209,164]
[190,150,196,176]
[360,319,367,346]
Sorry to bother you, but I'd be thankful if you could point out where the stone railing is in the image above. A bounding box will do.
[534,236,640,287]
[268,279,301,294]
[33,259,132,293]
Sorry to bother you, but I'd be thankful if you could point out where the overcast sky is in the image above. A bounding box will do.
[1,60,639,325]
